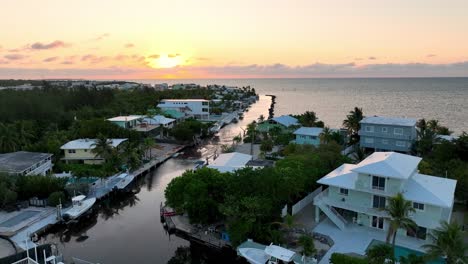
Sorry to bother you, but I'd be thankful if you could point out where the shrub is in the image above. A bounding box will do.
[48,191,66,206]
[330,253,368,264]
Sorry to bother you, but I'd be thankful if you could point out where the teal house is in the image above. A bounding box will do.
[293,127,323,146]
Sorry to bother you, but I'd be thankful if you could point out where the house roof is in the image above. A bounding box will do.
[0,151,53,173]
[271,115,299,127]
[107,115,143,122]
[402,173,457,208]
[317,164,358,189]
[60,138,128,150]
[142,115,175,125]
[163,109,185,119]
[293,127,323,136]
[207,152,252,173]
[360,116,417,127]
[351,152,421,179]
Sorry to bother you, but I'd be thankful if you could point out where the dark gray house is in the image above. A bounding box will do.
[359,116,417,153]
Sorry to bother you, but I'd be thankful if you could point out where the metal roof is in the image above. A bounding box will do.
[0,151,52,173]
[360,116,417,126]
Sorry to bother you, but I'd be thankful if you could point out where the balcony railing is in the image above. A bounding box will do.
[314,189,388,217]
[358,130,413,140]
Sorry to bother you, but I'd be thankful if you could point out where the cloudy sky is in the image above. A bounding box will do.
[1,0,468,79]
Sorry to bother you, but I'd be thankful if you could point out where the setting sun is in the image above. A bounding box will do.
[152,55,182,68]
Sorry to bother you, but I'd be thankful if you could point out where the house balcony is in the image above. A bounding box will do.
[314,189,388,218]
[358,130,414,140]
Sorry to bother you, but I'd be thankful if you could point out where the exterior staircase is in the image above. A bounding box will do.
[314,192,348,231]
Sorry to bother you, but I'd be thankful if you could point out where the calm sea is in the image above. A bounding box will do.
[135,78,468,134]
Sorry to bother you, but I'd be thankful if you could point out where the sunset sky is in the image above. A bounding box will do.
[1,0,468,79]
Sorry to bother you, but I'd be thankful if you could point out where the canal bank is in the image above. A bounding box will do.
[38,95,270,264]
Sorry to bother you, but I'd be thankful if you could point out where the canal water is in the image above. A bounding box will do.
[40,96,270,264]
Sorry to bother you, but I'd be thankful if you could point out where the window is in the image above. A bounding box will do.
[396,141,406,147]
[373,195,386,209]
[382,139,389,144]
[365,137,374,144]
[407,226,427,240]
[413,202,425,211]
[372,176,385,191]
[68,150,76,154]
[311,136,317,140]
[202,102,209,105]
[202,108,209,112]
[381,127,388,133]
[394,128,403,135]
[339,188,349,196]
[365,126,374,132]
[372,216,384,229]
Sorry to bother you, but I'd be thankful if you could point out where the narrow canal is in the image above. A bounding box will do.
[40,96,270,264]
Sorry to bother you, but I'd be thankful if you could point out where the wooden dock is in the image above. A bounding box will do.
[160,205,231,250]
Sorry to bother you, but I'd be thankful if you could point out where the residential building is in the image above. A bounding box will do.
[142,115,176,128]
[60,138,127,164]
[257,115,299,133]
[0,151,53,176]
[293,127,323,146]
[207,152,273,173]
[157,99,210,120]
[314,152,456,242]
[359,116,417,153]
[107,115,144,129]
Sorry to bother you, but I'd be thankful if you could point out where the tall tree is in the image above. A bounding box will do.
[385,193,417,262]
[423,221,468,264]
[342,107,363,145]
[91,134,114,161]
[0,123,18,153]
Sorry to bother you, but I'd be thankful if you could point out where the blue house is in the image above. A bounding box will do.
[359,116,417,153]
[293,127,323,146]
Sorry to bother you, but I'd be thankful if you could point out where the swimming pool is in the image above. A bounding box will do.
[0,210,40,227]
[367,239,445,264]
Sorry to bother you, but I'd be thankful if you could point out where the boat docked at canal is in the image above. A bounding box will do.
[62,195,96,221]
[238,240,317,264]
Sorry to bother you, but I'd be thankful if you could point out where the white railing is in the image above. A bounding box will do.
[11,258,39,264]
[314,188,388,218]
[291,187,322,215]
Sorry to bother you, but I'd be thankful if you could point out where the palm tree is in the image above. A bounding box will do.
[320,126,333,144]
[15,121,34,149]
[423,221,468,264]
[349,145,368,163]
[342,107,363,145]
[300,111,318,127]
[258,114,265,122]
[298,235,317,257]
[0,123,19,153]
[271,214,302,244]
[91,134,114,161]
[385,193,417,262]
[142,137,155,159]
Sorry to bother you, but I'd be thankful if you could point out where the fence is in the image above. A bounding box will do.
[291,187,322,216]
[281,204,288,217]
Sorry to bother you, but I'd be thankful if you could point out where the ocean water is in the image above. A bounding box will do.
[136,78,468,134]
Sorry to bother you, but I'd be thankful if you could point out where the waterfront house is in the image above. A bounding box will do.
[142,115,176,128]
[60,138,128,164]
[157,99,210,120]
[0,151,53,176]
[293,127,323,146]
[207,152,272,173]
[313,152,456,242]
[107,115,144,129]
[257,115,299,133]
[359,116,417,153]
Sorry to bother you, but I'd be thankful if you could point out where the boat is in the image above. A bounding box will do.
[62,195,96,221]
[238,240,317,264]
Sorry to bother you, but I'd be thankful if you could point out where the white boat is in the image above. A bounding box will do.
[62,195,96,220]
[238,241,317,264]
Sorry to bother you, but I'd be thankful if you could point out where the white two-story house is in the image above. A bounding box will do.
[314,152,456,242]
